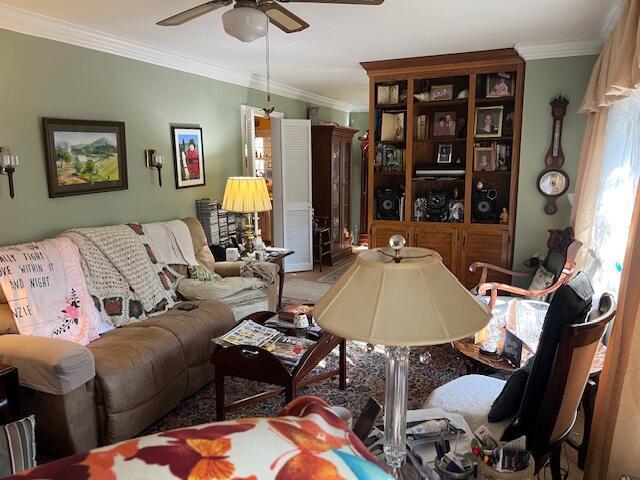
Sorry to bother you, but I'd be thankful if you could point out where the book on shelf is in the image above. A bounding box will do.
[416,114,428,141]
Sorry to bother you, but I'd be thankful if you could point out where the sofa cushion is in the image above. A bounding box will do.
[135,300,235,368]
[0,305,18,335]
[0,335,95,395]
[181,217,216,272]
[88,325,185,414]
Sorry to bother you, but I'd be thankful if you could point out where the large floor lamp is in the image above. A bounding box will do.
[222,176,272,253]
[314,236,490,477]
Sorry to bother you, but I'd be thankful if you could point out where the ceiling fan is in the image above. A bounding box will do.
[157,0,385,42]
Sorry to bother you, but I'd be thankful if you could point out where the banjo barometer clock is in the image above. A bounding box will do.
[538,96,570,215]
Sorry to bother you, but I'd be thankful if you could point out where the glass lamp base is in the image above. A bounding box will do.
[384,346,410,469]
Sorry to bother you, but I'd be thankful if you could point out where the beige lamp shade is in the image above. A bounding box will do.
[222,177,272,213]
[314,247,491,346]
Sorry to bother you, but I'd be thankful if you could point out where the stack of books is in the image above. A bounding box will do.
[195,199,239,247]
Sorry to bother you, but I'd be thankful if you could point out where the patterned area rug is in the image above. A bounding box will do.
[144,341,464,436]
[317,257,354,284]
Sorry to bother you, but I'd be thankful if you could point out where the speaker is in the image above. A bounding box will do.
[473,187,498,222]
[376,187,403,220]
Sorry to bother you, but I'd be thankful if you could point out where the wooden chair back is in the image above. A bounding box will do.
[527,293,616,470]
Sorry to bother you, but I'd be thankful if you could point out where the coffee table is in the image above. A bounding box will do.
[211,311,346,421]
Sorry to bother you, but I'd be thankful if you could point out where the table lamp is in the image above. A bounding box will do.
[314,236,490,476]
[222,176,272,253]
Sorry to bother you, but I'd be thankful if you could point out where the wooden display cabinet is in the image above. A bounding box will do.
[361,49,525,288]
[311,125,358,265]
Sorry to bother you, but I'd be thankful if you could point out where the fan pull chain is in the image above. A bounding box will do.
[264,19,274,118]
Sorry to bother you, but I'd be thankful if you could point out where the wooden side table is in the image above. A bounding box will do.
[212,311,346,421]
[263,250,295,311]
[0,364,19,425]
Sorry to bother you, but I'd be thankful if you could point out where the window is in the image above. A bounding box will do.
[585,89,640,297]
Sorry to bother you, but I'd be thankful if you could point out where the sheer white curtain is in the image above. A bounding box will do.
[583,89,640,298]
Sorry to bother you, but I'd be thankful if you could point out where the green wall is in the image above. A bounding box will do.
[514,55,596,270]
[349,112,370,238]
[348,56,596,265]
[0,29,348,245]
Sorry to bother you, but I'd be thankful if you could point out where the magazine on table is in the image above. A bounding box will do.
[214,320,315,367]
[216,320,281,347]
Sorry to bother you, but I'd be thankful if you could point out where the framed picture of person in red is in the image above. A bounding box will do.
[171,126,205,189]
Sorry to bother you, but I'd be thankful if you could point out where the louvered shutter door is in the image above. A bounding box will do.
[272,119,313,273]
[243,109,257,176]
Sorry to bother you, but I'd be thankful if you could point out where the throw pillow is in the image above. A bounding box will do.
[0,415,36,476]
[528,265,556,299]
[188,265,222,283]
[488,357,534,423]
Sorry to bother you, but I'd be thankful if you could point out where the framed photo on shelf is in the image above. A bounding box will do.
[437,144,453,164]
[432,112,457,137]
[171,126,206,189]
[377,85,390,105]
[389,84,400,104]
[380,112,406,142]
[430,84,454,101]
[42,118,128,198]
[474,146,497,171]
[486,72,513,98]
[475,106,503,138]
[384,145,404,173]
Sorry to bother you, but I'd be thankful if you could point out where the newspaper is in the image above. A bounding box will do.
[218,320,281,347]
[214,320,314,367]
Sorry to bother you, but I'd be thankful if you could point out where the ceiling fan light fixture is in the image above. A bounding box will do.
[222,6,268,42]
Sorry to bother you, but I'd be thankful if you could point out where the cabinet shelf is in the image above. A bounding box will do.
[475,96,515,106]
[414,98,468,108]
[376,103,407,111]
[414,137,466,144]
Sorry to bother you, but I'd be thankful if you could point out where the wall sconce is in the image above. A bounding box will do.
[0,147,19,199]
[145,149,164,187]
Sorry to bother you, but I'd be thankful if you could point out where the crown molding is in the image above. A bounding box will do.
[515,39,603,60]
[0,3,355,112]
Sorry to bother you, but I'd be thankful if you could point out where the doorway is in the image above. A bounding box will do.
[241,105,283,246]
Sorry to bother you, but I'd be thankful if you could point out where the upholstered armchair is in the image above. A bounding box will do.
[470,227,582,311]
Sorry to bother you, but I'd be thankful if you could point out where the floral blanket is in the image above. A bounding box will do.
[10,397,391,480]
[0,238,100,345]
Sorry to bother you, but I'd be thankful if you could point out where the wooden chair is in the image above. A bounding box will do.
[426,277,616,479]
[470,227,582,311]
[313,216,332,272]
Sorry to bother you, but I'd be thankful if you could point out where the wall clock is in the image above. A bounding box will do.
[538,96,570,215]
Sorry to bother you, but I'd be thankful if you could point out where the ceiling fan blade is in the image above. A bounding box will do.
[157,0,232,26]
[259,1,310,33]
[277,0,384,4]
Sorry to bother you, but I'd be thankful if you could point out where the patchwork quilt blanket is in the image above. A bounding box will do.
[8,396,392,480]
[61,224,181,327]
[0,238,100,345]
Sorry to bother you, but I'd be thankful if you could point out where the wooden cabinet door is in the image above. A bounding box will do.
[460,229,510,289]
[413,226,459,276]
[370,224,411,248]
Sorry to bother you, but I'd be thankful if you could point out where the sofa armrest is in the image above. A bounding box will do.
[0,335,95,395]
[213,261,244,277]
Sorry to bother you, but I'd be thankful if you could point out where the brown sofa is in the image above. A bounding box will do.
[0,217,278,457]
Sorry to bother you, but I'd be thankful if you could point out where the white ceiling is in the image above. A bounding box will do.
[0,0,620,109]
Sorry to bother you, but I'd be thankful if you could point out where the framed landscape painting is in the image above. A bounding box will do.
[42,118,128,198]
[171,126,205,189]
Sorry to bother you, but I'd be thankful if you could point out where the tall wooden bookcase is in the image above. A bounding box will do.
[361,49,525,288]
